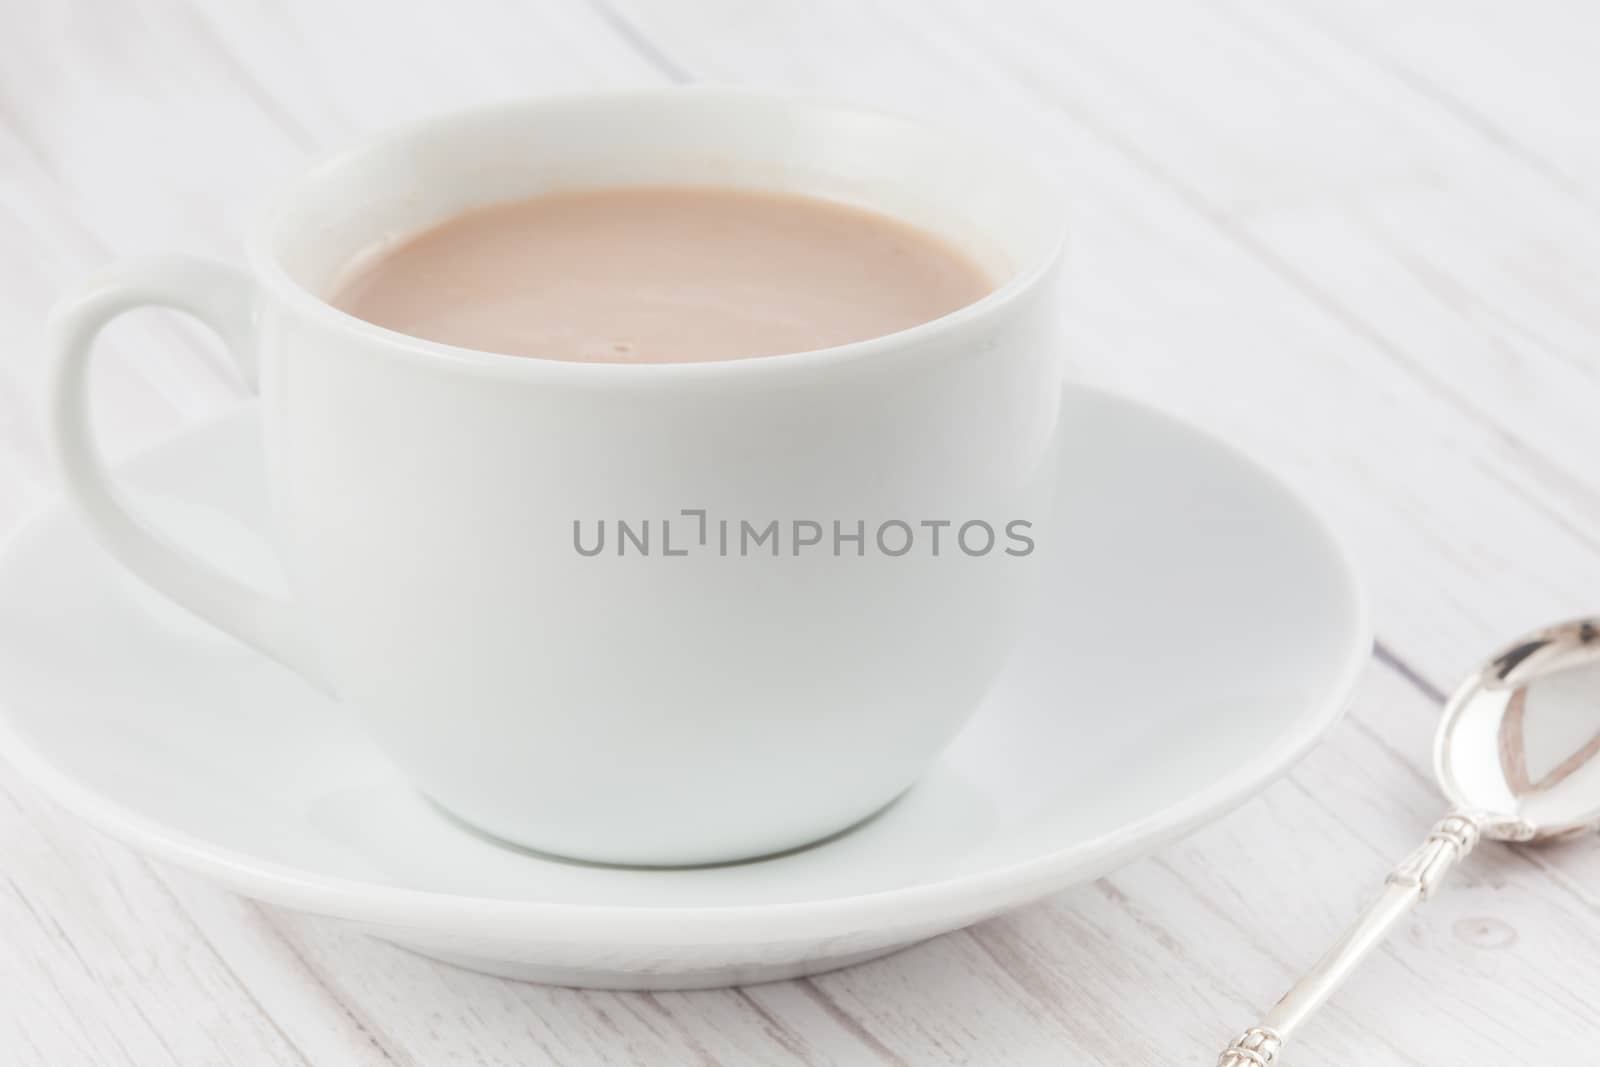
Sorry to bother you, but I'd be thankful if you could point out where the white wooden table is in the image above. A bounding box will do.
[3,2,1599,1063]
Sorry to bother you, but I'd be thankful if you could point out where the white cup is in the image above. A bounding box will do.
[46,90,1067,866]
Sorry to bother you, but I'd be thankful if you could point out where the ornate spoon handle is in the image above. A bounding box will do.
[1215,812,1482,1066]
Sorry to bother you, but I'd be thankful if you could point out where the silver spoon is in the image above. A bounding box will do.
[1217,617,1600,1066]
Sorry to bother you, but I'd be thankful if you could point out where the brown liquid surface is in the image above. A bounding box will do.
[330,187,993,363]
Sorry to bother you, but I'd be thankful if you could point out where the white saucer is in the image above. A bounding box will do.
[0,386,1368,989]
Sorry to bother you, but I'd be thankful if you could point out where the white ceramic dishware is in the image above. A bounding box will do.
[44,90,1067,866]
[0,386,1369,989]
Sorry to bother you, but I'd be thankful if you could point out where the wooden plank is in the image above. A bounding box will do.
[0,769,315,1066]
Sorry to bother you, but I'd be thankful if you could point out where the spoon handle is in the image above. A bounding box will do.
[1214,811,1482,1066]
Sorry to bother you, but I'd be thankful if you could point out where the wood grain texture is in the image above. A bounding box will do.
[2,0,1598,1062]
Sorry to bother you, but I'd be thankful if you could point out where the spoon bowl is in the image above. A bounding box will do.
[1436,618,1600,841]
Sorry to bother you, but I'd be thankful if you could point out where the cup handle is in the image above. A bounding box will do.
[45,256,334,694]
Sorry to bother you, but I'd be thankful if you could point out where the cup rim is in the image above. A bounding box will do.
[246,86,1067,384]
